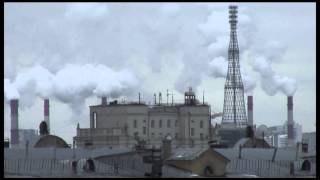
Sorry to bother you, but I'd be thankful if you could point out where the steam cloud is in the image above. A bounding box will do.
[203,5,296,96]
[253,56,297,96]
[201,5,257,94]
[4,64,139,113]
[4,3,297,107]
[4,3,304,142]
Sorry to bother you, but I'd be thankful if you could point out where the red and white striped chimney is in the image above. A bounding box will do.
[44,99,50,134]
[10,99,19,147]
[287,96,294,147]
[247,96,253,127]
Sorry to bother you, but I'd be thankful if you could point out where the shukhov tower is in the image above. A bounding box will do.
[222,5,248,128]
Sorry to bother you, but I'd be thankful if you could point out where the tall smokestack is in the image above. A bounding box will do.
[10,99,19,148]
[287,96,294,147]
[101,96,107,106]
[44,99,50,134]
[247,96,253,126]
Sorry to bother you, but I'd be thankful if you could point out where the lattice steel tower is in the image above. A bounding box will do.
[222,5,247,128]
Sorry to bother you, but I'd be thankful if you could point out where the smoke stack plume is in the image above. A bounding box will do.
[101,97,107,106]
[44,99,50,134]
[247,96,253,126]
[287,96,294,147]
[10,99,19,147]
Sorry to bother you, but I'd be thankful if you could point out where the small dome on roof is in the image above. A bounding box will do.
[34,135,69,148]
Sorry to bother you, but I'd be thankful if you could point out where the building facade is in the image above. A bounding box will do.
[74,88,211,149]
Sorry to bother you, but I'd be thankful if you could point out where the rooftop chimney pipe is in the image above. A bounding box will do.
[44,99,50,134]
[101,97,107,106]
[247,96,253,127]
[10,99,19,147]
[287,96,294,147]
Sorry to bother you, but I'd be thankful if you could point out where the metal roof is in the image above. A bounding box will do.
[214,148,297,161]
[4,147,133,160]
[168,148,208,161]
[168,147,229,161]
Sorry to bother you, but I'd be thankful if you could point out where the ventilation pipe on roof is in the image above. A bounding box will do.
[10,99,19,148]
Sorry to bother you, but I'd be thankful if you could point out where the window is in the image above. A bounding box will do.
[151,120,154,128]
[159,133,162,138]
[159,119,162,128]
[301,160,311,171]
[302,143,308,153]
[200,133,204,140]
[191,128,195,136]
[93,112,97,128]
[175,120,178,127]
[167,119,171,128]
[143,127,146,135]
[175,133,178,139]
[134,132,139,139]
[200,121,203,128]
[151,133,155,138]
[133,120,137,128]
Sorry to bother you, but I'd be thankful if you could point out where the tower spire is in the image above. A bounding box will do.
[222,5,247,128]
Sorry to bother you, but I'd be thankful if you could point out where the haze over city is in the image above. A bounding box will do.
[4,3,315,144]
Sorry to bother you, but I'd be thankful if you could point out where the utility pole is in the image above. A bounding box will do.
[166,89,169,106]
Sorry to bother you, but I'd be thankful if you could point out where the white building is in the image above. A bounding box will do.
[74,88,211,149]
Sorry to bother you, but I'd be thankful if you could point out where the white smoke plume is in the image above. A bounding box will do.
[4,64,139,113]
[242,71,257,95]
[201,4,258,94]
[253,56,297,96]
[4,3,297,103]
[203,5,296,96]
[208,56,228,78]
[4,79,20,100]
[208,56,256,95]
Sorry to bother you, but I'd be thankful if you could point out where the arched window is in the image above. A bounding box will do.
[200,121,203,128]
[167,119,171,128]
[301,160,311,171]
[204,166,214,176]
[133,120,137,128]
[159,119,162,128]
[151,120,154,128]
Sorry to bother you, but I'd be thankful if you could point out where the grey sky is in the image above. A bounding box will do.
[4,3,316,144]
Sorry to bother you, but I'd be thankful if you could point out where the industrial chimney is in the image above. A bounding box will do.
[10,99,19,148]
[101,96,107,106]
[247,96,253,127]
[287,96,294,147]
[44,99,50,134]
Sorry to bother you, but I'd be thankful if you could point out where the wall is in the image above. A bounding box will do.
[165,149,228,177]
